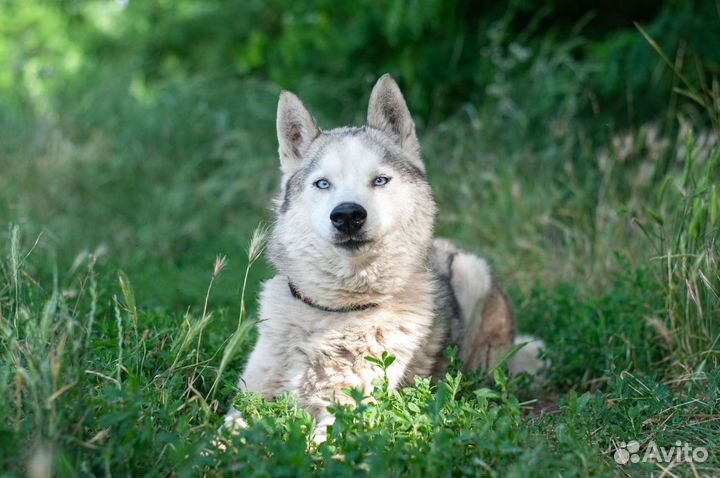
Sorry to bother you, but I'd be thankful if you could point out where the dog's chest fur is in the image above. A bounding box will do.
[248,271,453,401]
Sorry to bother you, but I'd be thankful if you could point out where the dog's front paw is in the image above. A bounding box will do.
[311,413,335,445]
[206,407,249,454]
[223,406,249,431]
[312,426,328,445]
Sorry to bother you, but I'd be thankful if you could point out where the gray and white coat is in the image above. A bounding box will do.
[226,75,543,442]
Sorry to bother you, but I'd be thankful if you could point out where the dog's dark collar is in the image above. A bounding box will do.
[288,282,378,313]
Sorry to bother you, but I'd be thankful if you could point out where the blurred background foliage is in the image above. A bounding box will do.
[1,2,719,475]
[0,0,718,308]
[2,0,719,123]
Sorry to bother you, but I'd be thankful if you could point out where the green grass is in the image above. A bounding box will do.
[1,238,718,476]
[1,14,720,476]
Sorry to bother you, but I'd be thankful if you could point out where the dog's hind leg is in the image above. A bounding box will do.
[446,248,515,371]
[450,246,546,376]
[432,239,545,376]
[436,239,545,376]
[431,239,510,369]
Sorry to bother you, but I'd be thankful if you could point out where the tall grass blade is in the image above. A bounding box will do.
[208,225,267,401]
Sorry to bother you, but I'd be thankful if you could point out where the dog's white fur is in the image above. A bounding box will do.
[226,75,544,442]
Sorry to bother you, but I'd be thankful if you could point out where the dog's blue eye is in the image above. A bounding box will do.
[314,179,331,190]
[373,176,390,187]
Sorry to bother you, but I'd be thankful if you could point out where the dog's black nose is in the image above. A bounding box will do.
[330,202,367,234]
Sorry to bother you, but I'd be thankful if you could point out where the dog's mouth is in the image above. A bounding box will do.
[333,236,373,254]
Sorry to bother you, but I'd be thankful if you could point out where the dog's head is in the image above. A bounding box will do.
[268,75,436,300]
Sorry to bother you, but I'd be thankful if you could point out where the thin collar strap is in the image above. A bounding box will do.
[288,282,378,313]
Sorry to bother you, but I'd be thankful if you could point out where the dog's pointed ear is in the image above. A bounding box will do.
[367,74,419,156]
[277,91,320,174]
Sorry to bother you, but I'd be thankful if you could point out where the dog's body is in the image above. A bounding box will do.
[227,75,542,441]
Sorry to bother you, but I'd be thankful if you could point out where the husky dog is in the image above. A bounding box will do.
[226,75,543,442]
